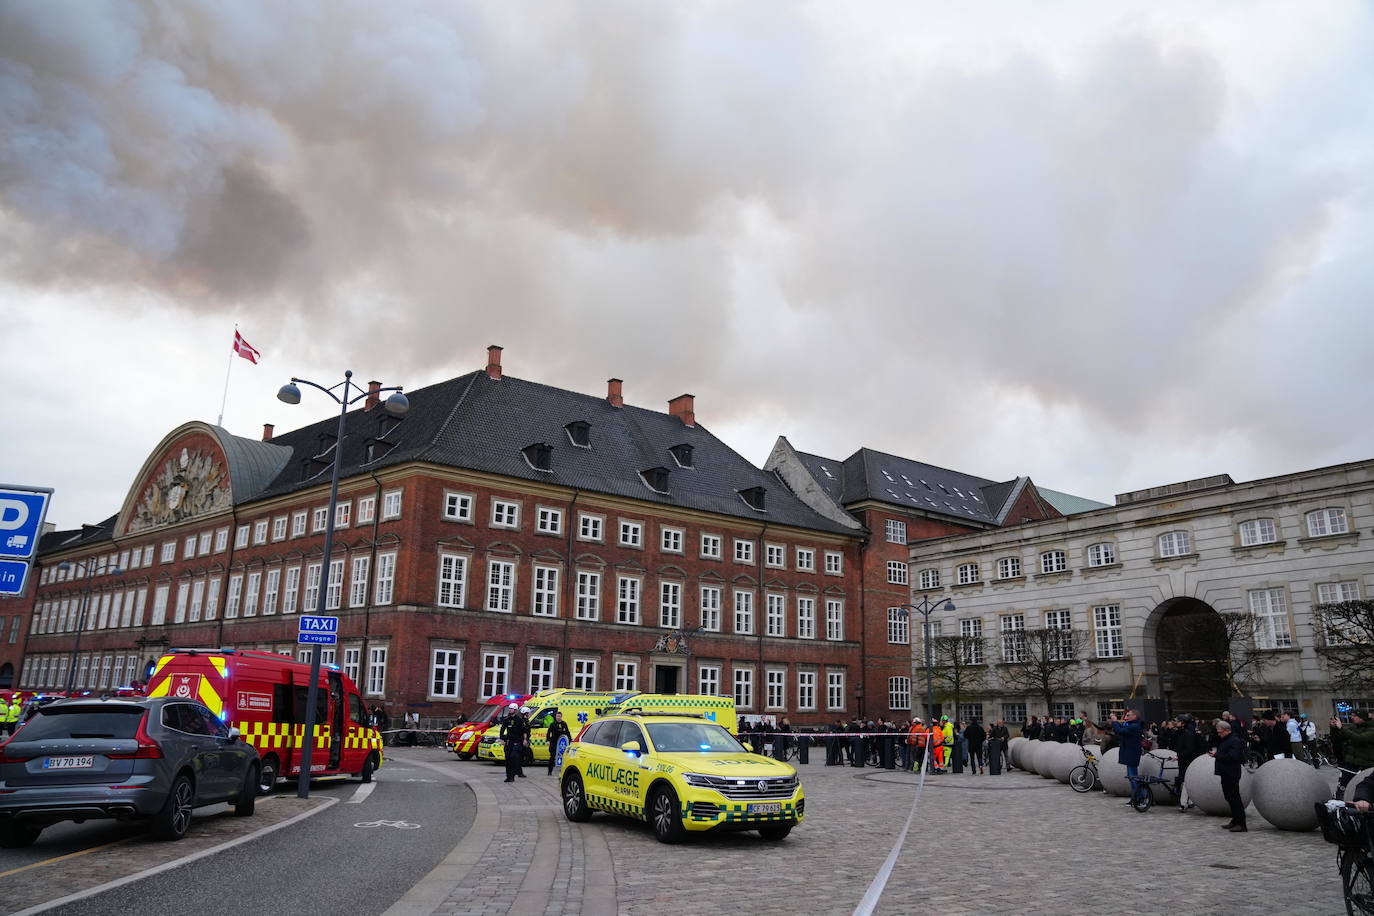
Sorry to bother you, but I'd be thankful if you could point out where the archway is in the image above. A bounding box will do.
[1152,598,1233,719]
[0,662,11,688]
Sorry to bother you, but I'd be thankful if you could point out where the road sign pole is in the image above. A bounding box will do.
[297,375,352,799]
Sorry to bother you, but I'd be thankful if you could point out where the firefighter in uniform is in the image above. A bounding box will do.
[500,704,530,782]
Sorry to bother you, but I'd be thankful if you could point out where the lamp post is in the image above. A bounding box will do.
[894,596,956,721]
[58,559,122,693]
[276,370,408,799]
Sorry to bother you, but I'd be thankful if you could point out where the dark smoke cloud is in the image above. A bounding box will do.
[2,0,1373,519]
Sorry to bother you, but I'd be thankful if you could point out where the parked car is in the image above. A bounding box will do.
[0,696,260,848]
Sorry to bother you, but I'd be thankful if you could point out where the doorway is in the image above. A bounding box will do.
[1154,598,1233,719]
[653,665,681,694]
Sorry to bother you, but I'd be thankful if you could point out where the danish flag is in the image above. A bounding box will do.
[233,330,261,364]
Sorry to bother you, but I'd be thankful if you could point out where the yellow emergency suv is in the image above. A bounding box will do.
[559,711,804,844]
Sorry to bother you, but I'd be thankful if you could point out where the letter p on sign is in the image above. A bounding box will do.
[0,499,29,531]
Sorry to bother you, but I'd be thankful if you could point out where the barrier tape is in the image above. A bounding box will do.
[853,742,931,916]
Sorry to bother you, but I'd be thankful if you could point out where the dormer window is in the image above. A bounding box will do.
[641,466,671,494]
[565,420,592,448]
[669,443,694,468]
[316,432,338,455]
[739,486,767,512]
[522,442,553,472]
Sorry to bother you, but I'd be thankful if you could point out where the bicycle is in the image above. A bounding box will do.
[1069,744,1100,793]
[1128,751,1185,812]
[1315,802,1373,915]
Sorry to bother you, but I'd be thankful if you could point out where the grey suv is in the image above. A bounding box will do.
[0,696,260,847]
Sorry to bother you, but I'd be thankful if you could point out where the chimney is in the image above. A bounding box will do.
[607,378,623,408]
[668,393,695,427]
[364,380,381,411]
[486,344,503,380]
[262,423,274,441]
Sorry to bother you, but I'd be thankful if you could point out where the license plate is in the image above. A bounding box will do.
[748,802,782,815]
[44,756,95,770]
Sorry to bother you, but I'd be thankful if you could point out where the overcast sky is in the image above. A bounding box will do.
[3,1,1372,531]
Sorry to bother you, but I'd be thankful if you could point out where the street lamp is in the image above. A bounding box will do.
[58,559,122,693]
[276,369,407,798]
[894,596,956,722]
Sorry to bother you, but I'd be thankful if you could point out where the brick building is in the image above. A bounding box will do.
[766,438,1103,720]
[7,348,867,725]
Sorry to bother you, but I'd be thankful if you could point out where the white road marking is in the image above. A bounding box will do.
[852,744,930,916]
[348,781,379,804]
[11,796,339,916]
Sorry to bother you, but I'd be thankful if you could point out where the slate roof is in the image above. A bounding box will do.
[258,371,856,535]
[211,426,292,503]
[793,447,1003,524]
[39,515,119,553]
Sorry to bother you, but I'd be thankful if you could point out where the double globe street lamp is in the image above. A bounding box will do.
[893,595,955,722]
[277,370,407,798]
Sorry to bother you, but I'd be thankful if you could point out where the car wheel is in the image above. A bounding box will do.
[457,751,474,760]
[234,765,258,817]
[758,824,792,841]
[258,755,279,796]
[562,771,591,822]
[361,752,377,783]
[0,822,42,849]
[153,773,195,840]
[649,787,686,845]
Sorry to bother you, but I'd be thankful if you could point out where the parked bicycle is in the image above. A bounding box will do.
[1129,751,1186,812]
[1316,802,1373,915]
[1069,745,1100,793]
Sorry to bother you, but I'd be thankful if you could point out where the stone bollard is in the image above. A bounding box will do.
[1098,747,1132,796]
[1049,743,1082,784]
[1252,757,1332,830]
[1008,737,1028,771]
[1342,767,1373,802]
[1183,754,1253,816]
[1032,741,1058,779]
[798,734,810,765]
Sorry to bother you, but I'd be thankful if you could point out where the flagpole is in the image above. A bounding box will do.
[217,324,236,427]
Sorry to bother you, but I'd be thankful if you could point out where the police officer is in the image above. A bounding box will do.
[545,710,571,775]
[500,704,529,782]
[1,696,19,736]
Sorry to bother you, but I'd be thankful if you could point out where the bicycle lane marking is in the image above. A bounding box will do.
[852,743,931,916]
[9,796,338,916]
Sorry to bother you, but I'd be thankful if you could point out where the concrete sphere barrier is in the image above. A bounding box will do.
[1082,743,1102,761]
[1252,758,1333,831]
[1015,739,1036,773]
[1342,767,1374,803]
[1008,737,1028,770]
[1098,747,1132,796]
[1049,743,1082,784]
[1139,749,1179,803]
[1183,754,1253,816]
[1032,741,1059,778]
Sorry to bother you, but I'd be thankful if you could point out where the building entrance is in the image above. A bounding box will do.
[1153,598,1233,719]
[654,665,681,694]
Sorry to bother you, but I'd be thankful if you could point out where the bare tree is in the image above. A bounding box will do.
[1315,600,1374,698]
[996,627,1095,713]
[923,634,988,717]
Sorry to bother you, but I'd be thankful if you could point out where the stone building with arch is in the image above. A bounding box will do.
[906,461,1374,725]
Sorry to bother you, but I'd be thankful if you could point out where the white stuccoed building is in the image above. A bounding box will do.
[906,460,1374,726]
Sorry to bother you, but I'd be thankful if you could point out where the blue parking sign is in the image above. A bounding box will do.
[0,486,52,561]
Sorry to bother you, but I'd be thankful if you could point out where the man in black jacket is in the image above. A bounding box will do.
[1212,719,1247,832]
[499,704,529,782]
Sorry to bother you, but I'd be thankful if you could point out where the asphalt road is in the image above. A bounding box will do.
[1,757,475,915]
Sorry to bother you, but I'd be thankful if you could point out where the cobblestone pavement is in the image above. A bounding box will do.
[388,750,1350,916]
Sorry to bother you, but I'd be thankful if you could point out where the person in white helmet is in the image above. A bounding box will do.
[499,704,529,782]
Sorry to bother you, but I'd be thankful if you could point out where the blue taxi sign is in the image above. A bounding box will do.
[298,615,339,645]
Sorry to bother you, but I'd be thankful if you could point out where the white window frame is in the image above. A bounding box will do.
[1040,550,1067,574]
[253,519,269,545]
[796,547,816,572]
[262,568,280,616]
[700,585,722,632]
[825,598,844,641]
[578,513,604,543]
[997,556,1022,579]
[183,536,196,560]
[1087,542,1117,567]
[614,660,638,693]
[491,499,521,530]
[282,567,300,615]
[1239,519,1277,547]
[765,592,785,637]
[1248,587,1293,649]
[919,568,941,590]
[1306,507,1349,538]
[824,551,842,575]
[335,501,352,528]
[826,671,845,712]
[660,581,682,629]
[161,541,177,563]
[733,538,754,564]
[701,533,723,560]
[291,512,307,538]
[529,654,555,694]
[431,649,462,699]
[572,658,597,691]
[765,669,785,710]
[733,589,754,635]
[443,491,474,522]
[374,552,396,605]
[243,571,261,617]
[349,555,370,608]
[381,489,403,521]
[887,607,910,644]
[532,565,560,617]
[224,575,242,620]
[312,507,328,533]
[1001,613,1026,663]
[487,559,516,613]
[438,553,467,608]
[1158,530,1192,558]
[733,667,754,709]
[367,646,388,696]
[536,506,563,535]
[765,543,785,568]
[576,571,601,621]
[617,575,641,625]
[619,520,644,548]
[957,562,980,585]
[887,561,909,585]
[660,527,684,554]
[1092,603,1122,659]
[698,665,720,697]
[797,596,816,639]
[356,495,376,525]
[960,618,984,664]
[272,516,287,541]
[885,519,907,544]
[889,676,912,711]
[324,558,344,611]
[482,652,511,698]
[797,670,817,710]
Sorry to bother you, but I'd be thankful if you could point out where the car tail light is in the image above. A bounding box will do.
[0,740,30,764]
[107,711,163,759]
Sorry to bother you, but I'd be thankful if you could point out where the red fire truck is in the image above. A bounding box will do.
[144,649,384,793]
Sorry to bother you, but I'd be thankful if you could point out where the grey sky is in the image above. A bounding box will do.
[3,1,1372,530]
